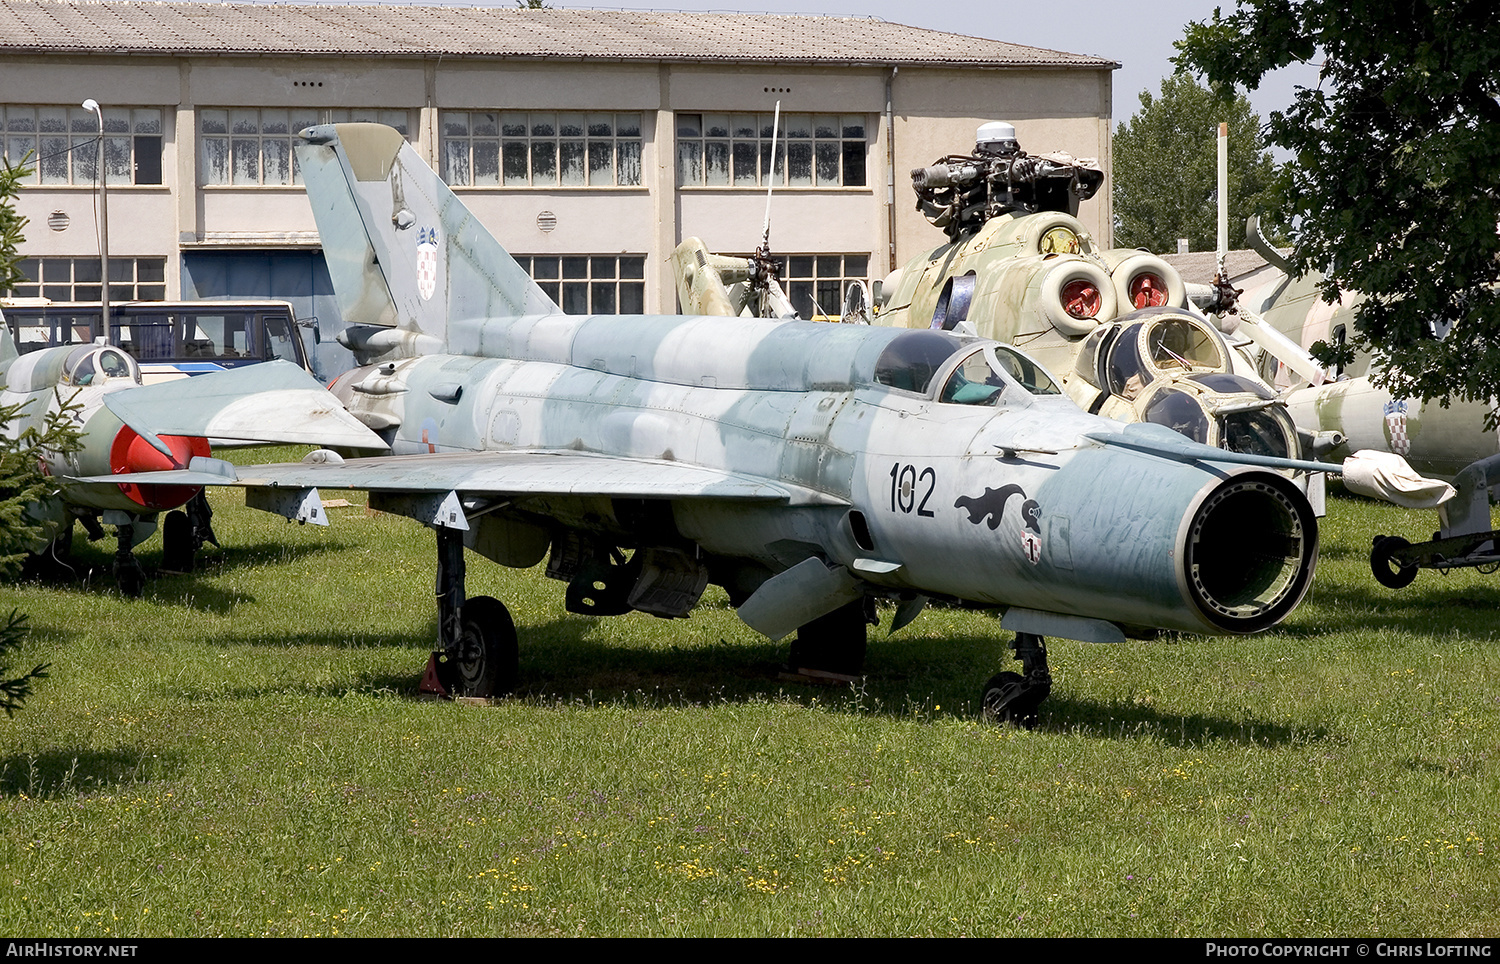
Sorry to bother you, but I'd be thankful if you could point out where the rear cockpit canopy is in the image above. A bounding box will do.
[61,345,140,388]
[872,328,1063,405]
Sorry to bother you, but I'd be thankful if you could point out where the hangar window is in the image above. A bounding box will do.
[3,106,162,186]
[676,112,866,188]
[200,108,411,186]
[440,112,643,188]
[515,255,646,314]
[7,256,166,302]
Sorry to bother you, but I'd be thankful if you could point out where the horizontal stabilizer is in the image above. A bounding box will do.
[103,361,387,451]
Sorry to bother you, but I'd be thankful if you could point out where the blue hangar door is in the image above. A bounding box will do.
[181,250,353,383]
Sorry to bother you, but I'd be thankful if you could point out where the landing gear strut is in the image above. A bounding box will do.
[114,523,145,598]
[423,526,518,698]
[981,632,1052,727]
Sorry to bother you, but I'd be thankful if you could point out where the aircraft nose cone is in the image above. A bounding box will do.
[109,426,211,510]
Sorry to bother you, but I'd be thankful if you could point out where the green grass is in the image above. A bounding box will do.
[1,462,1496,936]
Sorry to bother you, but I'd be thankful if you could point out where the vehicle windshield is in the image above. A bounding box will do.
[939,345,1061,406]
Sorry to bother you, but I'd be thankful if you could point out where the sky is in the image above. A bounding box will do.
[332,0,1324,131]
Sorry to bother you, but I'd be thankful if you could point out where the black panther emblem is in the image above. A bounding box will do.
[954,484,1040,532]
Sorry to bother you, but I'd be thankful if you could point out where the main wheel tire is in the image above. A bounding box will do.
[160,510,193,574]
[981,671,1028,725]
[788,599,868,676]
[451,595,519,697]
[1371,535,1418,589]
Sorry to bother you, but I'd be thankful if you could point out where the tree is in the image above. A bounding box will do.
[1112,74,1285,253]
[0,153,54,715]
[1176,0,1500,408]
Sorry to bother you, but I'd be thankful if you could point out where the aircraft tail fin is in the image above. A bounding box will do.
[295,123,560,345]
[0,308,17,366]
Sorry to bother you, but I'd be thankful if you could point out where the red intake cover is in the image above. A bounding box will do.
[109,426,212,510]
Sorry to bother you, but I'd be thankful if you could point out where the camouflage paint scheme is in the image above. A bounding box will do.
[171,124,1331,714]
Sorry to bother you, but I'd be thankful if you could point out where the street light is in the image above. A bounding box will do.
[82,98,108,336]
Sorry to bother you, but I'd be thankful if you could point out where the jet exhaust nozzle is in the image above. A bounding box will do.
[1183,473,1318,633]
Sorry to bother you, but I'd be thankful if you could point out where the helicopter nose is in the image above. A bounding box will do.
[109,425,212,510]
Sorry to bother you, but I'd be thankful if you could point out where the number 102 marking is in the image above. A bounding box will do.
[889,463,936,517]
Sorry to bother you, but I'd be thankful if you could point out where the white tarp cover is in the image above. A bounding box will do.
[1342,449,1456,509]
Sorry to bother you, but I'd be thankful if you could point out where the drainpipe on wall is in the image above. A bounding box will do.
[886,66,898,273]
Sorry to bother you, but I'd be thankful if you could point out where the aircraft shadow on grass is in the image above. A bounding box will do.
[0,746,181,800]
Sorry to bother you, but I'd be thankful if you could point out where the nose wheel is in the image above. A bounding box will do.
[981,632,1051,727]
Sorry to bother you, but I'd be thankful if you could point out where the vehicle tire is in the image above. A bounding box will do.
[981,671,1029,726]
[452,595,519,697]
[160,510,193,573]
[788,600,867,676]
[1371,536,1418,589]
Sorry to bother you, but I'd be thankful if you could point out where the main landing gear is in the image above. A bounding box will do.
[420,526,518,699]
[981,632,1052,728]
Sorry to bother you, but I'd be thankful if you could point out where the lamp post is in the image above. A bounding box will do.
[82,98,108,336]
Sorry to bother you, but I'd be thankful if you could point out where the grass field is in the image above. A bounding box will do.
[1,459,1496,937]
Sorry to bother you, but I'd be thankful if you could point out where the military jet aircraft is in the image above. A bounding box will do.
[112,122,1340,724]
[0,319,383,593]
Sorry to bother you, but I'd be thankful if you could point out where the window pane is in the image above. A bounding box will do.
[677,113,702,138]
[561,281,589,314]
[71,136,97,183]
[815,142,839,185]
[501,112,527,137]
[558,112,584,138]
[103,136,132,185]
[559,140,585,186]
[133,136,162,184]
[616,113,640,137]
[620,257,645,279]
[262,138,290,185]
[531,141,556,183]
[587,140,613,186]
[200,110,228,136]
[620,282,644,314]
[590,257,616,278]
[704,113,730,138]
[471,112,498,138]
[842,115,865,139]
[562,257,589,279]
[532,257,560,280]
[232,139,260,184]
[786,141,812,186]
[502,141,529,186]
[531,113,555,138]
[616,140,641,186]
[472,140,500,186]
[442,111,469,138]
[677,140,701,186]
[441,140,469,185]
[39,136,68,184]
[587,113,612,137]
[842,141,866,186]
[591,282,615,313]
[704,142,729,186]
[230,110,259,135]
[202,137,228,184]
[732,142,757,185]
[260,109,289,135]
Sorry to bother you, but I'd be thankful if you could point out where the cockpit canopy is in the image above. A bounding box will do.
[1075,307,1231,398]
[61,345,141,388]
[872,329,1062,405]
